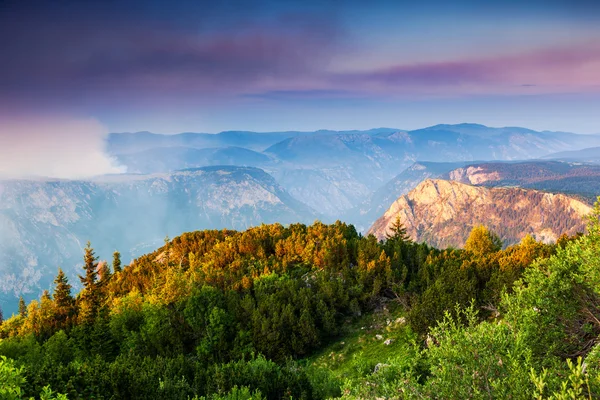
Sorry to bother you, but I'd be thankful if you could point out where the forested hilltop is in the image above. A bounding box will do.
[1,209,600,398]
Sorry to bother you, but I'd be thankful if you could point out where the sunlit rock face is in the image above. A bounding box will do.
[368,179,591,249]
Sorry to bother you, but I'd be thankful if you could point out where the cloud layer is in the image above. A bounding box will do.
[0,117,125,179]
[0,0,599,132]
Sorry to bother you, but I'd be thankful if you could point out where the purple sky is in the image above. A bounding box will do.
[1,0,599,134]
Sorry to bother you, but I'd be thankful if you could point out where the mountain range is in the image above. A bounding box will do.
[109,124,600,220]
[2,123,600,315]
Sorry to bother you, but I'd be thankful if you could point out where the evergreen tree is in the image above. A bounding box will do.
[386,215,411,242]
[98,261,112,284]
[18,296,27,317]
[53,268,74,327]
[79,241,99,288]
[54,268,73,307]
[78,241,100,324]
[41,289,52,302]
[112,250,122,273]
[0,305,3,325]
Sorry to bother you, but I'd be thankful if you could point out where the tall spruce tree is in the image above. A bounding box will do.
[53,268,74,326]
[0,305,3,325]
[98,261,112,284]
[112,250,122,273]
[18,296,27,317]
[78,241,100,324]
[386,215,411,243]
[80,241,99,288]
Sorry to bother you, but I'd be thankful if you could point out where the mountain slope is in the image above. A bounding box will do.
[368,179,590,248]
[107,128,401,154]
[543,146,600,163]
[445,161,600,202]
[345,161,472,231]
[0,166,317,315]
[115,146,273,173]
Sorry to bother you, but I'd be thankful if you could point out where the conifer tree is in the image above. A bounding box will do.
[41,289,52,302]
[53,268,74,326]
[386,215,411,242]
[79,241,99,288]
[0,305,3,325]
[78,241,100,324]
[54,268,73,307]
[112,250,122,273]
[18,296,27,317]
[97,261,112,284]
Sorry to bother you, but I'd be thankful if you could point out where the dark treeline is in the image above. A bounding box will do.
[0,215,595,399]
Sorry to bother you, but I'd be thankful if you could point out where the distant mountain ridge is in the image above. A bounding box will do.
[368,179,590,248]
[0,166,317,315]
[108,128,401,154]
[444,161,600,203]
[109,124,600,220]
[116,146,273,174]
[543,146,600,164]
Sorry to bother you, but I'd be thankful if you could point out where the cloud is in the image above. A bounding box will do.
[0,117,126,179]
[331,44,600,95]
[242,89,359,101]
[0,8,339,105]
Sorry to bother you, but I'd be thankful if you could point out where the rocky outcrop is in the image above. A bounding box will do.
[368,179,591,248]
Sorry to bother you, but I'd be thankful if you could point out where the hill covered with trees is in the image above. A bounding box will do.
[1,209,599,398]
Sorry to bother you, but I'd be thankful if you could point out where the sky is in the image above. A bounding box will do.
[0,0,599,140]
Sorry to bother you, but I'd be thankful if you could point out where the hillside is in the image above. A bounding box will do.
[446,161,600,202]
[115,146,273,174]
[346,161,471,231]
[368,179,591,248]
[0,166,316,315]
[2,218,600,399]
[543,146,600,163]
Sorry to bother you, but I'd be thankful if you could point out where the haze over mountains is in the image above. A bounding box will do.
[109,123,600,219]
[2,123,600,314]
[0,167,316,314]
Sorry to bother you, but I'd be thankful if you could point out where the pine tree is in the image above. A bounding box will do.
[0,305,3,325]
[386,215,411,242]
[54,268,73,307]
[18,296,27,317]
[79,241,99,288]
[41,289,52,302]
[98,261,112,284]
[112,250,122,273]
[78,241,100,324]
[53,268,74,327]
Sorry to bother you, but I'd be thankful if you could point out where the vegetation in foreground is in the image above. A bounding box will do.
[1,204,600,398]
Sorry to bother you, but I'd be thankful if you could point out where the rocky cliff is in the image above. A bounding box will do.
[368,179,591,248]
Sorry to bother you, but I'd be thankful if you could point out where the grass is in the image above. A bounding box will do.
[306,302,420,382]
